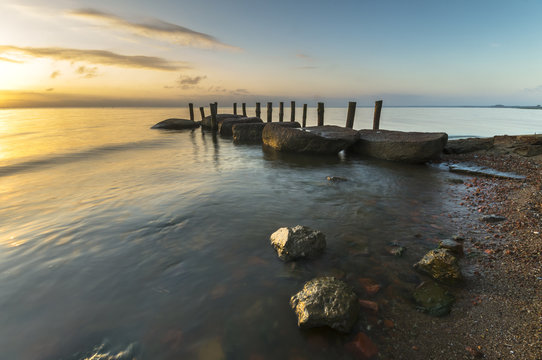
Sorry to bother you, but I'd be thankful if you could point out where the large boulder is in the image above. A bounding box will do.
[290,277,359,332]
[263,124,358,154]
[201,114,245,129]
[444,137,494,154]
[151,118,199,130]
[413,281,455,316]
[232,123,266,144]
[270,225,326,261]
[351,130,448,163]
[219,117,263,137]
[413,249,463,285]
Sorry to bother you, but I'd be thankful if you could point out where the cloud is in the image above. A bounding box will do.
[524,85,542,93]
[68,8,241,51]
[46,88,54,92]
[230,88,250,95]
[76,65,98,78]
[0,45,188,71]
[0,56,23,63]
[296,66,317,70]
[177,75,206,86]
[50,71,61,79]
[296,53,311,59]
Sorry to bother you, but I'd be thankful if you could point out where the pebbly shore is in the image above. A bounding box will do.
[381,136,542,359]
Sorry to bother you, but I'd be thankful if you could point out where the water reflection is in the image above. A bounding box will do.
[0,108,469,359]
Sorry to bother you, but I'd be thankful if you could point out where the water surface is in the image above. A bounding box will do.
[0,107,535,359]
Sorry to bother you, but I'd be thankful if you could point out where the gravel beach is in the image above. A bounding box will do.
[379,137,542,359]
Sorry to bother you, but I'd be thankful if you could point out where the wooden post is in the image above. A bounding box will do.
[267,102,272,123]
[210,103,218,131]
[302,104,307,128]
[290,101,296,122]
[189,103,194,121]
[373,100,383,130]
[256,102,261,118]
[279,102,284,122]
[233,102,237,115]
[317,102,324,126]
[199,106,205,120]
[345,101,356,129]
[242,103,247,116]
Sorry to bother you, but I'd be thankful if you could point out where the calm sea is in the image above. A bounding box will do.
[0,107,539,359]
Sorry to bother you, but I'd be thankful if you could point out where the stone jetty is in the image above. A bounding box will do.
[263,124,358,155]
[350,130,448,163]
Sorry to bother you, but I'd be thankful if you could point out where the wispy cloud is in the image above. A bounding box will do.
[50,71,61,79]
[76,65,98,78]
[0,45,189,71]
[177,75,206,86]
[0,56,23,63]
[524,85,542,93]
[296,53,312,59]
[296,65,317,70]
[230,88,250,95]
[68,8,241,51]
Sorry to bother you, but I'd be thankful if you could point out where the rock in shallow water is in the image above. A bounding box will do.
[262,124,358,154]
[413,280,455,316]
[232,123,266,144]
[218,117,262,137]
[151,118,199,130]
[413,249,463,285]
[351,129,448,163]
[290,276,359,332]
[270,225,326,261]
[480,214,507,223]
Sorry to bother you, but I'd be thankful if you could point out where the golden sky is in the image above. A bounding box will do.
[1,0,542,107]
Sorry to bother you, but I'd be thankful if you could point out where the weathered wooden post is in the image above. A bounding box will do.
[317,102,324,126]
[345,101,356,129]
[242,103,247,116]
[290,101,296,122]
[199,106,205,120]
[189,103,194,121]
[256,102,261,118]
[373,100,383,130]
[267,102,273,123]
[210,103,218,131]
[233,102,237,115]
[279,102,284,122]
[302,104,307,128]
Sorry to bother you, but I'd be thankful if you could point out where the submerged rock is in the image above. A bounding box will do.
[438,239,464,255]
[151,118,199,130]
[290,276,359,332]
[326,176,348,182]
[351,130,448,163]
[232,123,266,144]
[480,214,507,223]
[270,225,326,261]
[346,332,379,359]
[413,281,455,316]
[449,163,526,180]
[262,124,358,154]
[218,117,262,137]
[413,249,463,285]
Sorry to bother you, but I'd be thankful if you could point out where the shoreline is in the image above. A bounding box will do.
[381,137,542,359]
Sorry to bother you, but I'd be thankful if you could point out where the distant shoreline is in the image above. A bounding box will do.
[1,105,542,110]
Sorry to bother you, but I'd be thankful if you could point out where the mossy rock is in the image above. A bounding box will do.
[413,248,463,285]
[413,281,455,316]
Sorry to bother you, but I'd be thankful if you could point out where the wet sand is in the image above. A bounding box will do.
[380,140,542,359]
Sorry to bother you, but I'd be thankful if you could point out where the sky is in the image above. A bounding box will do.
[1,0,542,108]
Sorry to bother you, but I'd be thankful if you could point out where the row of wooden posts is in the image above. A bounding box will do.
[187,100,384,130]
